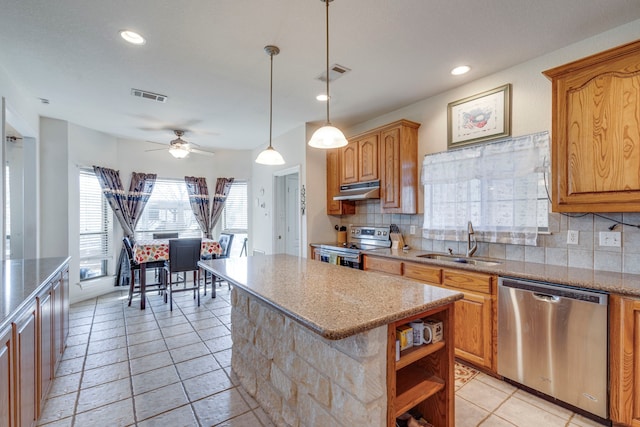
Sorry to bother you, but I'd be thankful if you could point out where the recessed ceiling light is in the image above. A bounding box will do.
[316,94,329,101]
[120,30,146,45]
[451,65,471,76]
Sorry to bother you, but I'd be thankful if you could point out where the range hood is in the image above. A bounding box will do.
[333,180,380,201]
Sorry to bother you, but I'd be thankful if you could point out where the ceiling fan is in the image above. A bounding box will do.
[146,130,215,159]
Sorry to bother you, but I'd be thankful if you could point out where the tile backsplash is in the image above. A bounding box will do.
[340,200,640,274]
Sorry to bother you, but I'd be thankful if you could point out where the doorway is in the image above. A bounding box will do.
[273,166,300,256]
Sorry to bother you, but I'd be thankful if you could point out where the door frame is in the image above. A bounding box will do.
[273,165,301,257]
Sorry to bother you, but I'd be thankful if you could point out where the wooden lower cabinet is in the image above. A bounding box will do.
[610,294,640,426]
[364,255,496,373]
[452,291,493,369]
[442,270,495,371]
[1,325,13,427]
[0,262,69,427]
[37,289,53,413]
[14,302,38,427]
[387,303,455,426]
[363,255,403,276]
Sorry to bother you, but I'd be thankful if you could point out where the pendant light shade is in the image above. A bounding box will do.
[256,45,285,165]
[308,0,348,149]
[308,125,348,149]
[255,145,284,165]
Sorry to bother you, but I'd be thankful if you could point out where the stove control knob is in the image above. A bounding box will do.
[377,231,381,235]
[382,231,387,236]
[355,229,360,234]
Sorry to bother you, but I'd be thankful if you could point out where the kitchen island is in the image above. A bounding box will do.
[199,254,462,427]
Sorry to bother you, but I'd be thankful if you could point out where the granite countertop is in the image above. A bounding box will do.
[1,257,71,330]
[364,248,640,296]
[199,254,462,340]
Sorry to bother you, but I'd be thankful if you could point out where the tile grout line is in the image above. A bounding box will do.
[68,296,99,427]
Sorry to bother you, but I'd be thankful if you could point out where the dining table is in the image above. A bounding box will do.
[133,238,223,309]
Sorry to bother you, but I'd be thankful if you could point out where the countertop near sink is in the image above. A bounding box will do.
[364,248,640,297]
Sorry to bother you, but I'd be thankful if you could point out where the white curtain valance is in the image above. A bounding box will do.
[421,131,550,246]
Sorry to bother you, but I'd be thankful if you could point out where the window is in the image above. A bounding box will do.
[222,181,248,257]
[79,169,112,280]
[136,178,200,239]
[422,132,549,246]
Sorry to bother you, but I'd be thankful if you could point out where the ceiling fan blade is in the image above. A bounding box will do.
[144,147,168,153]
[190,148,215,157]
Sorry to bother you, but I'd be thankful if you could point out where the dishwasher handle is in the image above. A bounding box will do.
[532,293,560,303]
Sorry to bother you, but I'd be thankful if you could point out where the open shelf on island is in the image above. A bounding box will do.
[396,341,445,370]
[395,364,445,417]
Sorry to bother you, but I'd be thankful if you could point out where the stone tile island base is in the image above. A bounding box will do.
[230,287,388,426]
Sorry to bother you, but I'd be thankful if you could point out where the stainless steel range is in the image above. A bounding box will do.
[315,225,391,269]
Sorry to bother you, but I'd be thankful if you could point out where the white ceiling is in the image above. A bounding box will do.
[1,0,639,151]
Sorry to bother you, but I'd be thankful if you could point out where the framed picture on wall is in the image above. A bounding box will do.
[447,84,511,149]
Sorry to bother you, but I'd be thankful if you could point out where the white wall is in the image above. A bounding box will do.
[251,125,308,255]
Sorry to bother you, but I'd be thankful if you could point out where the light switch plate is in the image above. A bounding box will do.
[410,225,416,235]
[599,231,621,247]
[567,230,579,245]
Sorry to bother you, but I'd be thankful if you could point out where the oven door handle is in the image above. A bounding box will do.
[318,250,360,262]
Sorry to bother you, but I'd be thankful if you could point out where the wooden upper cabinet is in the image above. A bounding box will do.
[341,134,379,185]
[326,119,420,214]
[543,40,640,212]
[379,120,420,213]
[357,135,379,182]
[326,148,355,216]
[341,142,358,184]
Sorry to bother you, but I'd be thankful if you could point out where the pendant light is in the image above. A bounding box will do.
[308,0,348,149]
[256,45,286,165]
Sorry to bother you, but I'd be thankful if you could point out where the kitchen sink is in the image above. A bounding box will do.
[417,253,502,267]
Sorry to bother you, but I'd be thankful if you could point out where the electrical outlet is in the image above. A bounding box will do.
[410,225,416,235]
[599,231,621,247]
[567,230,579,245]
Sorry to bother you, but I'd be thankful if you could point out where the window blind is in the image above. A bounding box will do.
[223,181,248,232]
[79,169,112,280]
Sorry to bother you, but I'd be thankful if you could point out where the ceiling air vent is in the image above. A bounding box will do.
[317,64,351,82]
[131,88,167,103]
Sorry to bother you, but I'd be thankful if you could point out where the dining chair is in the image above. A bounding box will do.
[203,233,234,297]
[152,232,179,239]
[122,237,165,308]
[151,232,179,281]
[162,238,202,311]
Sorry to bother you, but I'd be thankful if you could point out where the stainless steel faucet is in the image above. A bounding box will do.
[467,221,477,257]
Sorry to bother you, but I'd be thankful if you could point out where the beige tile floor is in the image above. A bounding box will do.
[37,285,607,427]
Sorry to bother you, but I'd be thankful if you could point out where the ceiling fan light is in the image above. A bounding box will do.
[308,124,348,149]
[255,146,285,165]
[169,146,190,159]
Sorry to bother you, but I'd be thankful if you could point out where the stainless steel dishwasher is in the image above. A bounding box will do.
[497,277,608,419]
